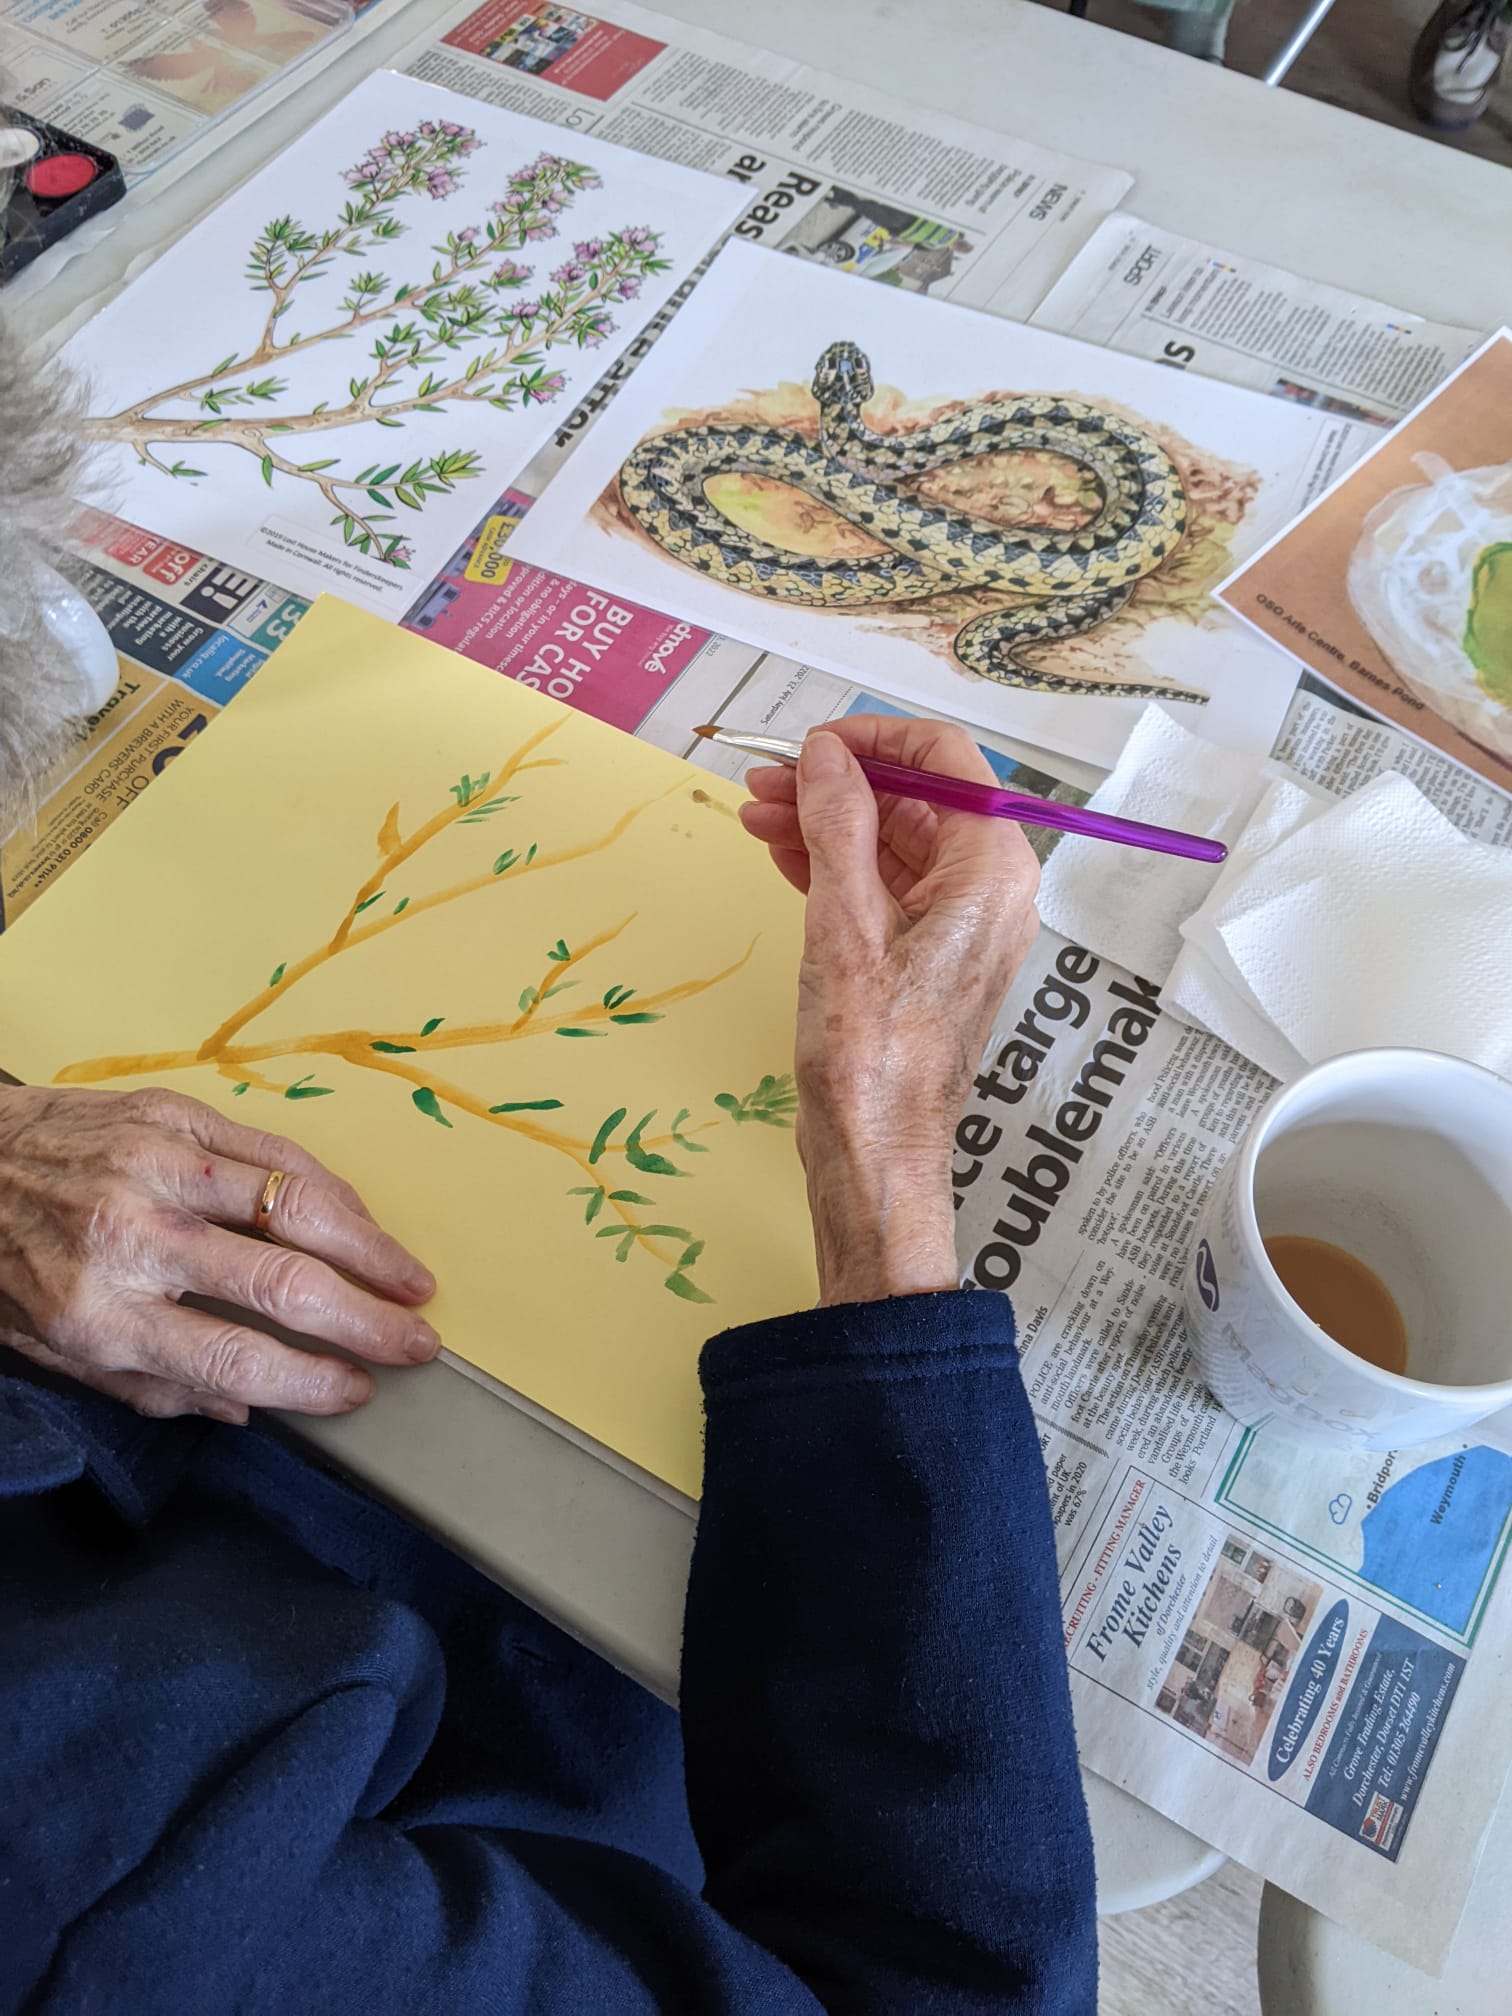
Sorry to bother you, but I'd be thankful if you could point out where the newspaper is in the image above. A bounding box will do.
[950,682,1512,1972]
[396,0,1132,331]
[1031,213,1483,428]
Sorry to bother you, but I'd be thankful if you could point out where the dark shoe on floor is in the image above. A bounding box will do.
[1409,0,1509,129]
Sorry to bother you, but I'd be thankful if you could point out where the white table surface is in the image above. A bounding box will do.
[1258,1783,1512,2011]
[18,0,1507,1927]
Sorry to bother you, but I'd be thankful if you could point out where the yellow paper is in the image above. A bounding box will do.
[0,598,817,1495]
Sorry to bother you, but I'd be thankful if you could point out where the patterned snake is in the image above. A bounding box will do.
[618,340,1202,698]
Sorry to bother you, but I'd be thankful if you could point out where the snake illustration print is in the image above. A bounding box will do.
[617,340,1204,699]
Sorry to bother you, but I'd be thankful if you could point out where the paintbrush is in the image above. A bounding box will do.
[693,726,1227,864]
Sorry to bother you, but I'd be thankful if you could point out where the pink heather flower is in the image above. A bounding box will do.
[509,300,541,321]
[390,543,414,567]
[621,224,656,249]
[536,152,559,169]
[400,131,416,146]
[526,222,556,241]
[552,259,586,284]
[441,120,466,137]
[456,226,479,243]
[574,238,604,260]
[419,121,437,137]
[503,190,528,211]
[383,129,404,147]
[543,193,565,211]
[427,170,457,199]
[615,276,641,300]
[526,373,566,404]
[459,136,480,154]
[493,258,528,283]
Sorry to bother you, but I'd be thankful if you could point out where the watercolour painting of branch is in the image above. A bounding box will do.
[0,604,817,1496]
[62,71,744,618]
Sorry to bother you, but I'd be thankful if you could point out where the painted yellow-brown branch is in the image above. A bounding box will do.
[509,916,635,1036]
[56,936,759,1088]
[190,723,665,1068]
[339,1049,689,1269]
[329,715,566,954]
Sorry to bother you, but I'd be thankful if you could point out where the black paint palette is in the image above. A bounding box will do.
[1,108,126,284]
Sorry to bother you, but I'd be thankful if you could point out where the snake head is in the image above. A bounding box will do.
[812,341,873,409]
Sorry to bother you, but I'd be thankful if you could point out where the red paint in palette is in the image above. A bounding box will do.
[27,152,99,200]
[2,109,125,283]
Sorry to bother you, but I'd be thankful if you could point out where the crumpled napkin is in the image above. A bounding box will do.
[1170,770,1512,1081]
[1033,705,1310,983]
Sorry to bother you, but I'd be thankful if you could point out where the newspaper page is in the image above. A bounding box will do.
[396,0,1132,328]
[1031,213,1483,428]
[949,682,1512,1971]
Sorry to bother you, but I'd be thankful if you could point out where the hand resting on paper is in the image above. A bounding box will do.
[740,715,1040,1306]
[0,1083,437,1424]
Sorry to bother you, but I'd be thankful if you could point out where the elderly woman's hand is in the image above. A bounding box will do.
[0,1084,437,1423]
[740,716,1039,1306]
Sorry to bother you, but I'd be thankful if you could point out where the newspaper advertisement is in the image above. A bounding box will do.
[397,0,1132,329]
[949,682,1512,1971]
[1031,212,1483,428]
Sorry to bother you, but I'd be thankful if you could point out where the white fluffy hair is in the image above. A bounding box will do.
[0,312,95,823]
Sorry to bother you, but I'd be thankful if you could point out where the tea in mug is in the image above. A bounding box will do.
[1262,1235,1409,1377]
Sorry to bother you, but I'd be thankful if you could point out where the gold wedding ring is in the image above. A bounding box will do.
[255,1169,288,1234]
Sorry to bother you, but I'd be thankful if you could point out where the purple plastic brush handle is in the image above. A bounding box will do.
[852,754,1227,864]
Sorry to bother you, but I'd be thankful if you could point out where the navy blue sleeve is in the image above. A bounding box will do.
[1,1289,1094,2014]
[684,1290,1097,2012]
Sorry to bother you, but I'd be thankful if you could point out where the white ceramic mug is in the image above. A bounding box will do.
[1185,1049,1512,1449]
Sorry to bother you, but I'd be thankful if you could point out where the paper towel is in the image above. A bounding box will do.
[1178,772,1512,1080]
[1034,706,1282,980]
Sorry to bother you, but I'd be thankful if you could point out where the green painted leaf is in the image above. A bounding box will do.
[679,1240,705,1269]
[625,1111,680,1178]
[231,1082,250,1096]
[260,455,274,486]
[607,1190,653,1205]
[489,1098,563,1112]
[547,938,570,962]
[370,1040,415,1054]
[421,1016,445,1036]
[610,1011,662,1025]
[642,1225,693,1242]
[713,1092,739,1115]
[670,1107,710,1154]
[354,891,384,913]
[586,1189,605,1224]
[665,1272,713,1304]
[411,1086,452,1128]
[555,1028,604,1038]
[393,896,409,914]
[517,986,537,1013]
[285,1083,333,1100]
[492,851,516,874]
[589,1107,626,1165]
[541,980,575,1000]
[268,963,286,987]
